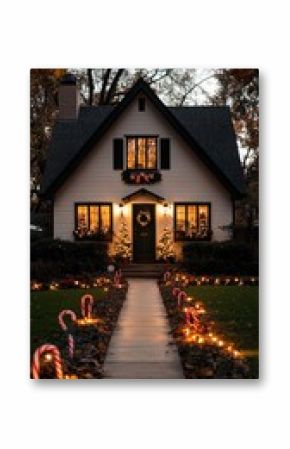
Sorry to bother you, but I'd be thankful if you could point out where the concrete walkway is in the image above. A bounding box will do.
[104,278,183,379]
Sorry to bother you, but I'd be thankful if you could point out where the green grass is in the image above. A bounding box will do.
[31,288,105,354]
[186,286,259,377]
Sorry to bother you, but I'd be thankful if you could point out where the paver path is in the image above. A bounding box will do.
[104,278,183,378]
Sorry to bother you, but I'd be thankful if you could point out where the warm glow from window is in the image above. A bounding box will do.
[76,204,112,240]
[90,206,99,231]
[78,205,88,228]
[175,204,210,240]
[127,137,157,169]
[100,205,110,232]
[176,205,186,231]
[199,205,209,230]
[147,138,157,168]
[188,205,197,233]
[127,138,135,169]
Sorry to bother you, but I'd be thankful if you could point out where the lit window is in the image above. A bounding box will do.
[126,137,157,169]
[75,204,112,240]
[175,204,210,241]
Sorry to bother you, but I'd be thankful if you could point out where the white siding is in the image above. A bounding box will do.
[54,95,233,258]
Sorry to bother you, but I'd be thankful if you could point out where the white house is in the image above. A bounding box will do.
[41,75,245,262]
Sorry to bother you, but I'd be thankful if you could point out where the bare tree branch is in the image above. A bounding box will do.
[105,69,125,104]
[99,69,111,105]
[87,69,94,105]
[178,75,215,105]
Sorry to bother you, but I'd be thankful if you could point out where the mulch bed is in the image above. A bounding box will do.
[159,282,251,379]
[32,282,128,379]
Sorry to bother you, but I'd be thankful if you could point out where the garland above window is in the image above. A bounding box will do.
[122,169,161,184]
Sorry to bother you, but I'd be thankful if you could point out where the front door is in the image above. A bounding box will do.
[133,204,156,263]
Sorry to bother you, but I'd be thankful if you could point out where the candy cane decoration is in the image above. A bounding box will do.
[172,287,181,297]
[163,271,171,282]
[58,309,77,358]
[184,307,199,332]
[32,344,63,379]
[114,269,121,286]
[177,290,187,308]
[81,294,94,318]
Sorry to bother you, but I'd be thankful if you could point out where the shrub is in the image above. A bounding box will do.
[31,238,109,281]
[182,241,258,275]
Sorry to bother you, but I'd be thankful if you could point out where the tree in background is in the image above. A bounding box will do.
[30,69,66,211]
[214,69,259,229]
[157,227,175,262]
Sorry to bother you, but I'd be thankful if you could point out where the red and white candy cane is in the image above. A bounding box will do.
[172,287,181,297]
[58,309,77,358]
[184,307,199,331]
[163,271,171,281]
[177,290,187,308]
[32,344,63,379]
[114,269,122,286]
[81,294,94,318]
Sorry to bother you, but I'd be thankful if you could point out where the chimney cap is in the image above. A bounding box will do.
[60,73,77,85]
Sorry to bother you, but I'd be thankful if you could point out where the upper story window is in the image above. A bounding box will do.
[127,137,157,169]
[74,203,112,241]
[174,203,211,241]
[138,97,146,111]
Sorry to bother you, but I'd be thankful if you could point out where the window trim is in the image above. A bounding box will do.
[174,202,211,242]
[126,135,159,170]
[74,202,113,241]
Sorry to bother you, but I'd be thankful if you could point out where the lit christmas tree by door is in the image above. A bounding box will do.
[157,226,175,261]
[112,216,132,261]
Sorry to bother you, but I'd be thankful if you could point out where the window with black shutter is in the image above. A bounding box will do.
[160,138,170,169]
[113,138,123,170]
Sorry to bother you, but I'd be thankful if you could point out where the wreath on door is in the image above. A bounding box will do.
[136,210,151,227]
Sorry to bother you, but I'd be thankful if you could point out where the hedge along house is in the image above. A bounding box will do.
[41,74,245,263]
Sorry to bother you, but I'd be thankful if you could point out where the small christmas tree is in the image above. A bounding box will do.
[157,226,175,261]
[112,216,132,261]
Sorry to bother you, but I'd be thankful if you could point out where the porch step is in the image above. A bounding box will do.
[122,264,173,279]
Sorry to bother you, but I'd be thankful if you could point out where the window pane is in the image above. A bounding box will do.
[77,205,88,228]
[188,205,197,233]
[90,206,99,231]
[137,138,146,168]
[176,206,186,231]
[198,205,209,230]
[127,138,136,169]
[147,138,157,169]
[100,205,111,233]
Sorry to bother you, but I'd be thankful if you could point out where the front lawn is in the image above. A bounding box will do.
[185,286,259,377]
[31,287,105,355]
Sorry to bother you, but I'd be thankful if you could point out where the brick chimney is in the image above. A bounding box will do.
[58,73,79,120]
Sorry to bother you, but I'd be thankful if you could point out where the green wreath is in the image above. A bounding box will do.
[136,210,151,227]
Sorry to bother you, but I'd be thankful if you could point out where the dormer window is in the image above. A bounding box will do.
[127,137,157,169]
[138,97,146,111]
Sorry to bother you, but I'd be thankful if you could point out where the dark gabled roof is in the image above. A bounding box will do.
[122,188,165,204]
[42,78,246,198]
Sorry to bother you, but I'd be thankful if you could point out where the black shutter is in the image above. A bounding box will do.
[160,138,170,169]
[113,138,123,170]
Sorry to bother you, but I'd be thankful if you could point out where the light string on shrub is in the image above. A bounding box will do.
[31,274,127,292]
[163,271,258,287]
[171,287,242,359]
